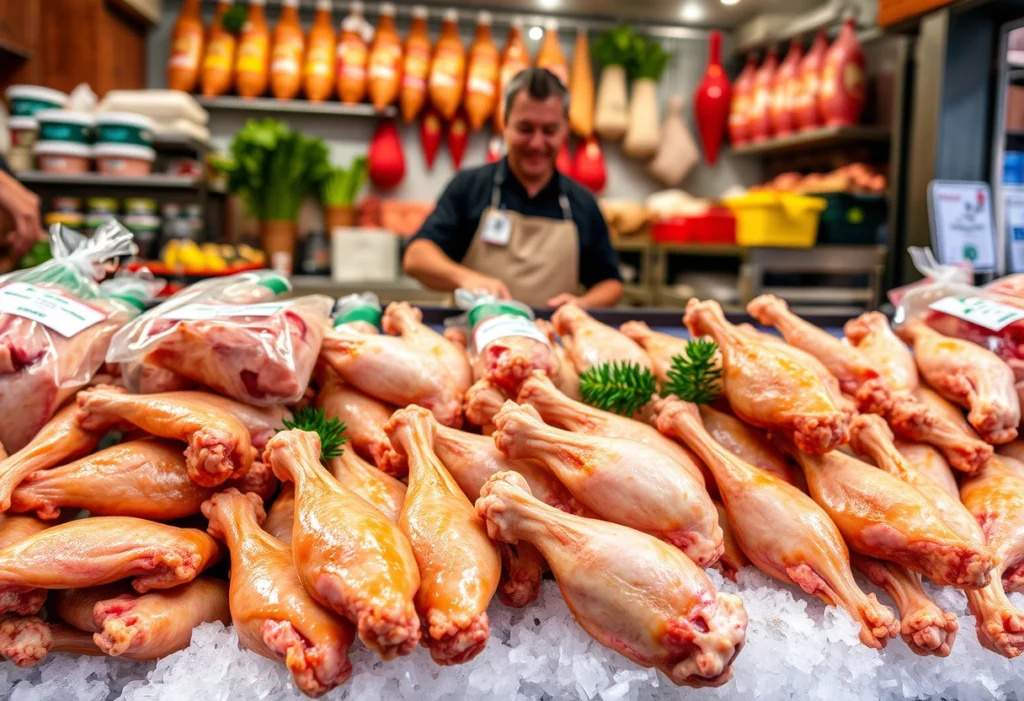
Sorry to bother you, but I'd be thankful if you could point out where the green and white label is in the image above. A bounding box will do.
[0,282,106,337]
[928,295,1024,331]
[163,301,289,321]
[473,314,550,352]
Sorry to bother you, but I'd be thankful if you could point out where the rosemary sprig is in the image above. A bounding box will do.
[281,407,349,461]
[579,360,657,417]
[664,339,722,405]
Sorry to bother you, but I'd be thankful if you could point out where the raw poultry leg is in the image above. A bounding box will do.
[698,405,801,487]
[0,514,68,616]
[844,312,919,395]
[0,618,106,666]
[888,386,993,473]
[655,398,897,649]
[551,302,651,373]
[264,483,295,545]
[382,301,473,395]
[899,320,1020,444]
[0,516,220,612]
[848,554,958,657]
[386,407,500,665]
[516,371,707,486]
[203,489,355,697]
[76,386,255,487]
[748,294,889,413]
[327,449,406,524]
[53,577,230,659]
[960,457,1024,657]
[193,394,290,451]
[492,401,722,567]
[463,378,509,430]
[619,320,692,384]
[0,404,103,512]
[684,299,848,454]
[894,440,960,500]
[714,502,749,582]
[535,319,580,399]
[226,460,279,502]
[320,329,462,428]
[264,430,420,660]
[315,365,394,468]
[476,471,747,687]
[783,442,994,589]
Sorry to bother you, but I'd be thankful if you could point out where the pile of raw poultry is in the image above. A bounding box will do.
[2,269,1024,701]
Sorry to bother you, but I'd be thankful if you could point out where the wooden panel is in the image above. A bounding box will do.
[878,0,955,28]
[0,0,36,58]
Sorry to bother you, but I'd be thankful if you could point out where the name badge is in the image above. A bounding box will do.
[480,211,511,247]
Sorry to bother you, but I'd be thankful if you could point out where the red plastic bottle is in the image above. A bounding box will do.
[728,55,757,146]
[818,18,866,128]
[693,31,732,165]
[748,48,778,142]
[770,39,803,137]
[794,32,828,131]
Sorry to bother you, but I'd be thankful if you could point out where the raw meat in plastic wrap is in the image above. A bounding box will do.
[107,271,332,405]
[0,222,147,452]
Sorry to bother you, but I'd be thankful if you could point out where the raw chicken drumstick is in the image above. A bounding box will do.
[959,457,1024,657]
[698,405,802,487]
[0,516,220,615]
[264,483,295,545]
[895,441,960,499]
[551,302,651,373]
[684,299,849,454]
[899,319,1020,444]
[0,617,103,667]
[888,386,994,473]
[748,294,890,414]
[714,502,750,582]
[844,312,919,396]
[327,448,406,524]
[476,471,747,687]
[619,320,693,384]
[320,329,463,428]
[535,319,580,399]
[848,554,958,657]
[492,401,722,567]
[463,378,509,429]
[782,441,994,589]
[0,404,104,512]
[0,513,71,616]
[194,393,291,451]
[203,489,355,697]
[52,578,230,658]
[263,429,420,660]
[316,365,394,468]
[386,407,500,665]
[382,301,473,395]
[76,386,255,488]
[655,398,897,649]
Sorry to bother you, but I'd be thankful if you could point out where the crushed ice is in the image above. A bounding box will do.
[4,570,1024,700]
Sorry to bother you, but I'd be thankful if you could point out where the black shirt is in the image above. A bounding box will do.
[411,159,622,288]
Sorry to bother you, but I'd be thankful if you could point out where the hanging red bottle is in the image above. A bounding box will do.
[486,136,503,164]
[556,139,573,178]
[818,18,866,128]
[419,108,443,171]
[770,39,803,138]
[572,137,607,194]
[748,48,778,142]
[693,31,732,166]
[794,32,828,131]
[368,118,406,190]
[728,55,757,146]
[447,111,470,170]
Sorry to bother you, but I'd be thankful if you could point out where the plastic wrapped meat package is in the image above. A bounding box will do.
[107,270,332,404]
[0,221,152,452]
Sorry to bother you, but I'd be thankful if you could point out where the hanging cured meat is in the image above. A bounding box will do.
[728,55,756,146]
[693,31,732,166]
[770,39,803,138]
[420,108,443,170]
[201,0,236,98]
[270,0,305,100]
[429,9,466,122]
[368,3,402,111]
[747,47,778,142]
[464,12,500,131]
[573,137,607,194]
[819,18,866,128]
[568,31,595,138]
[303,0,336,101]
[447,111,470,169]
[536,19,569,86]
[368,119,406,190]
[399,5,431,123]
[648,96,700,187]
[168,0,204,93]
[234,0,270,98]
[336,1,369,104]
[495,18,531,133]
[794,32,827,131]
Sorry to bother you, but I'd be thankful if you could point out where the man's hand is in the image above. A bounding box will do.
[457,270,511,299]
[0,171,42,261]
[546,292,580,308]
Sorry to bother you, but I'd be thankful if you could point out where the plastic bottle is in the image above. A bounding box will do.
[728,55,757,146]
[336,1,369,104]
[495,18,530,133]
[234,0,270,98]
[168,0,204,92]
[747,47,778,142]
[367,3,402,111]
[304,0,336,101]
[794,32,828,131]
[818,17,866,128]
[429,8,466,121]
[464,11,499,131]
[399,5,431,123]
[201,0,236,97]
[536,19,568,85]
[770,39,803,137]
[270,0,305,100]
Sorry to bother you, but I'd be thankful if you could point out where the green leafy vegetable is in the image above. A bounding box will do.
[321,156,368,207]
[664,339,722,405]
[281,407,349,461]
[222,4,247,34]
[593,26,672,81]
[579,360,657,417]
[631,37,671,81]
[593,25,637,68]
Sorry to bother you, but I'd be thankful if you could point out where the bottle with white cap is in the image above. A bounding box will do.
[429,8,467,121]
[368,2,402,110]
[304,0,336,102]
[464,10,500,130]
[336,0,369,103]
[400,4,432,122]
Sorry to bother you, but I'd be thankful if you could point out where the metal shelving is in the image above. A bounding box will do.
[19,172,212,190]
[197,96,396,119]
[730,126,891,157]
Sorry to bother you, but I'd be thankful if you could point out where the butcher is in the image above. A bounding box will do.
[402,68,623,309]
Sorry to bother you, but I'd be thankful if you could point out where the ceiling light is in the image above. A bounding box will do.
[679,2,704,21]
[528,25,544,40]
[721,0,739,5]
[539,0,559,8]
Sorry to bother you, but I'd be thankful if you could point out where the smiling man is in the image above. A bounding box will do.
[403,68,623,308]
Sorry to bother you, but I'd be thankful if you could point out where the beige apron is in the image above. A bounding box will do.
[460,167,580,307]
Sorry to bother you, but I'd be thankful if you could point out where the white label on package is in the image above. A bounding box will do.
[928,296,1024,331]
[0,282,107,338]
[162,301,290,321]
[473,315,550,352]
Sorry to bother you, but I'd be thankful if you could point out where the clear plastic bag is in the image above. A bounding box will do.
[332,292,382,334]
[0,221,146,452]
[107,270,332,404]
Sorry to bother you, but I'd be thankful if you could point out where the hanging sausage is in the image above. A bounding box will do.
[336,1,369,104]
[536,19,569,86]
[495,18,530,133]
[270,0,305,100]
[201,0,236,98]
[573,137,607,194]
[568,31,595,138]
[368,119,406,190]
[168,0,204,93]
[399,5,431,123]
[747,47,778,142]
[818,17,866,128]
[420,108,443,170]
[728,55,757,146]
[447,111,470,169]
[234,0,270,98]
[770,39,803,138]
[367,3,402,111]
[464,11,500,131]
[794,32,828,131]
[428,8,466,122]
[304,0,336,102]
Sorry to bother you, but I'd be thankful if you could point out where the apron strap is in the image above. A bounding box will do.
[494,160,574,222]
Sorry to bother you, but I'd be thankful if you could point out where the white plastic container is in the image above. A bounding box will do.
[95,112,155,149]
[34,141,92,174]
[34,110,94,146]
[97,90,208,124]
[7,116,38,173]
[93,143,156,176]
[331,227,399,282]
[5,85,68,117]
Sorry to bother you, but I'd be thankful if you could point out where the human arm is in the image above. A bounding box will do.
[403,238,511,298]
[0,166,42,261]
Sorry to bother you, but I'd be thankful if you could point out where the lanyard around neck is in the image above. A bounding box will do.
[491,161,573,222]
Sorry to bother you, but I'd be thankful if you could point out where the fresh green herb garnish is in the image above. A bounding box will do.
[664,339,722,405]
[222,4,247,34]
[579,360,657,417]
[281,407,348,461]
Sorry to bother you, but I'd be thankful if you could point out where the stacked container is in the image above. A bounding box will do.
[94,113,157,176]
[33,110,95,173]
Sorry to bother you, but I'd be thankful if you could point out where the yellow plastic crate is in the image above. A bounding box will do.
[724,192,827,247]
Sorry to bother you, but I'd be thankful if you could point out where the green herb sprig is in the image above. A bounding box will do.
[579,360,657,417]
[664,339,722,405]
[281,407,348,461]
